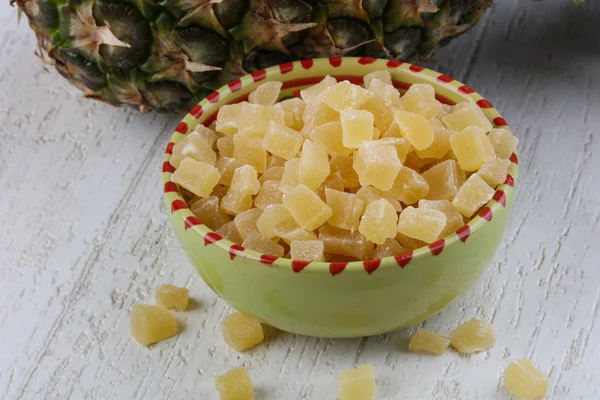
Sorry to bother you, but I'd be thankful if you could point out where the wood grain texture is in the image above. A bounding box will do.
[1,1,599,399]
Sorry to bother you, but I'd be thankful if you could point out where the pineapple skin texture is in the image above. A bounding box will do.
[12,0,492,112]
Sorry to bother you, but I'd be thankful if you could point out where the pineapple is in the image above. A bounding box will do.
[12,0,492,112]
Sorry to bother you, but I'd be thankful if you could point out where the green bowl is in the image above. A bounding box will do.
[162,57,519,338]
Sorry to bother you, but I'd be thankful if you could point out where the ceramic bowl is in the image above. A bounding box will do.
[162,57,519,338]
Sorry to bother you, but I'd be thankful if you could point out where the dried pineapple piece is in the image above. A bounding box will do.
[504,359,548,400]
[216,103,243,136]
[290,240,325,262]
[339,364,376,400]
[237,103,284,138]
[310,121,354,156]
[319,226,373,260]
[488,128,519,159]
[372,238,406,259]
[340,109,374,148]
[353,141,402,191]
[409,329,450,355]
[275,98,305,131]
[389,166,429,205]
[477,158,511,188]
[358,199,398,245]
[233,134,267,173]
[300,75,337,102]
[318,80,373,111]
[450,126,496,172]
[155,284,189,311]
[325,188,366,232]
[298,140,330,190]
[449,317,496,353]
[248,81,282,106]
[130,304,177,346]
[278,158,300,195]
[442,101,493,133]
[171,131,217,168]
[242,232,285,257]
[189,196,230,230]
[418,199,464,238]
[397,206,446,244]
[394,110,434,151]
[262,121,303,160]
[233,208,263,240]
[256,204,295,239]
[283,185,333,231]
[452,174,495,217]
[171,158,221,198]
[421,159,466,201]
[254,180,283,209]
[221,312,264,351]
[215,367,254,400]
[400,83,443,119]
[330,154,360,188]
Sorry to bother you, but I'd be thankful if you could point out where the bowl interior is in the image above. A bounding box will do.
[162,57,519,274]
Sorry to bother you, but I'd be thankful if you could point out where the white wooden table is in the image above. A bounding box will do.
[1,1,599,399]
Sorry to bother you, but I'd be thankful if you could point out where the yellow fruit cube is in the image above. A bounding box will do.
[361,94,395,133]
[421,159,466,201]
[215,156,244,186]
[216,221,243,244]
[221,312,264,351]
[449,317,496,353]
[477,158,511,187]
[418,199,465,238]
[298,140,330,190]
[155,284,189,311]
[310,121,354,156]
[233,134,267,173]
[171,158,221,198]
[367,78,402,109]
[290,240,325,262]
[376,137,412,163]
[237,102,285,138]
[259,166,284,183]
[353,141,402,191]
[395,232,427,251]
[319,226,373,260]
[254,180,284,209]
[450,126,496,171]
[171,131,217,168]
[211,184,230,199]
[504,359,549,400]
[488,128,519,159]
[275,97,305,131]
[217,136,234,157]
[389,166,429,205]
[248,81,282,106]
[269,155,287,168]
[273,219,318,244]
[221,190,253,216]
[283,184,333,231]
[340,109,374,148]
[233,208,263,240]
[339,364,376,400]
[372,238,406,259]
[262,121,303,160]
[301,100,339,136]
[403,151,434,172]
[256,204,295,239]
[193,124,217,148]
[358,199,399,245]
[130,304,177,346]
[397,206,446,244]
[242,232,285,257]
[215,367,254,400]
[400,83,443,119]
[364,70,392,88]
[452,174,495,217]
[216,103,243,136]
[393,110,434,151]
[408,328,450,355]
[325,188,366,232]
[278,158,300,195]
[318,80,373,111]
[230,165,261,197]
[356,186,402,212]
[415,117,453,159]
[316,172,345,201]
[300,75,337,102]
[330,154,360,188]
[189,196,230,230]
[442,101,493,133]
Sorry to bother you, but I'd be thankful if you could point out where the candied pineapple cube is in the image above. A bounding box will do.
[130,304,177,346]
[256,204,295,238]
[319,226,373,260]
[290,240,325,262]
[356,186,402,212]
[233,135,267,173]
[442,101,493,133]
[339,364,376,400]
[330,155,360,188]
[421,159,466,201]
[372,238,406,259]
[275,97,305,131]
[216,103,243,136]
[273,219,318,244]
[278,158,300,195]
[248,81,282,106]
[230,165,260,197]
[450,126,496,171]
[362,95,395,133]
[415,118,453,159]
[353,141,402,191]
[283,185,333,231]
[216,221,244,244]
[171,158,221,198]
[234,208,263,240]
[211,184,229,199]
[259,166,284,183]
[367,79,402,109]
[269,155,287,168]
[396,232,427,251]
[325,188,366,232]
[215,367,254,400]
[359,199,398,245]
[221,190,253,215]
[298,140,330,190]
[340,109,374,148]
[155,284,189,311]
[418,199,464,238]
[193,124,217,148]
[401,84,443,119]
[237,102,284,138]
[190,196,230,230]
[504,359,549,400]
[170,131,218,168]
[216,157,244,186]
[254,180,284,209]
[310,121,353,156]
[393,110,434,151]
[217,136,234,157]
[221,311,264,351]
[364,70,392,88]
[397,206,446,244]
[408,328,450,355]
[488,128,519,159]
[452,174,495,217]
[477,158,511,187]
[316,172,345,201]
[318,80,373,111]
[301,100,339,137]
[377,137,412,163]
[389,166,429,205]
[262,121,303,160]
[403,152,434,172]
[449,317,496,353]
[300,75,337,102]
[242,232,285,257]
